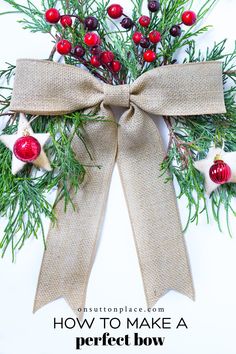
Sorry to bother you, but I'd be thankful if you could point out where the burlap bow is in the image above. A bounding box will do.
[9,59,226,314]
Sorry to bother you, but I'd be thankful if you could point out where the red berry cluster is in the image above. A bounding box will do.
[107,3,161,63]
[170,10,197,37]
[45,7,122,74]
[45,4,197,73]
[45,8,73,28]
[132,28,161,62]
[106,3,197,63]
[83,33,121,71]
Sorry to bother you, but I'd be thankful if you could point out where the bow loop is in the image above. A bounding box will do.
[103,83,130,108]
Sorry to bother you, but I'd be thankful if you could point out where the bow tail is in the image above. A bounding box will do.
[117,105,194,308]
[34,105,117,316]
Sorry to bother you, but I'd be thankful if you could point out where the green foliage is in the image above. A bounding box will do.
[162,39,236,235]
[0,0,235,257]
[0,110,105,259]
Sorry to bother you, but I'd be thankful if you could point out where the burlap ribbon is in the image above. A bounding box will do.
[9,59,226,314]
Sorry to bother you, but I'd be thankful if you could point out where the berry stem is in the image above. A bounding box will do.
[48,43,57,61]
[163,115,191,168]
[0,112,14,117]
[64,14,84,23]
[70,54,110,84]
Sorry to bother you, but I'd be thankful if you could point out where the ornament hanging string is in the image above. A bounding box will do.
[9,59,226,316]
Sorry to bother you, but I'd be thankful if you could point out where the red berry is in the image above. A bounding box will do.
[101,51,115,64]
[140,37,150,48]
[84,32,100,47]
[45,8,60,24]
[84,16,99,30]
[57,40,72,55]
[90,45,102,55]
[107,4,123,19]
[90,56,101,67]
[209,159,231,184]
[112,60,122,72]
[60,15,72,28]
[139,15,151,27]
[148,0,160,13]
[132,32,143,45]
[13,136,41,162]
[73,45,85,58]
[143,49,156,62]
[120,17,134,30]
[149,30,161,43]
[182,10,197,26]
[170,25,181,37]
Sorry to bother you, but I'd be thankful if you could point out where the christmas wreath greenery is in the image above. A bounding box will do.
[0,0,235,259]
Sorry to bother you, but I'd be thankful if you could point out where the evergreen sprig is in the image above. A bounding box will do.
[0,0,235,258]
[0,110,106,259]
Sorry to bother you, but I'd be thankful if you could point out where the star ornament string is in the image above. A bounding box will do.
[0,113,52,175]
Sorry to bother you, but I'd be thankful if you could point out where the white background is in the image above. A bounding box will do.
[0,1,236,353]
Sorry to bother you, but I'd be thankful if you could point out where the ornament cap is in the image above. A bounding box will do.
[23,129,30,136]
[214,154,222,162]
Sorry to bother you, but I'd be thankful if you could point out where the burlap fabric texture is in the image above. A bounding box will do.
[9,59,226,314]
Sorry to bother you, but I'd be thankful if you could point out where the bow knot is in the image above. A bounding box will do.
[103,83,130,108]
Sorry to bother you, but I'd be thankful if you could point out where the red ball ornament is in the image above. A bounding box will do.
[143,49,156,62]
[182,10,197,26]
[101,51,115,65]
[84,32,100,47]
[60,15,72,28]
[139,15,151,27]
[57,40,72,55]
[13,136,41,162]
[132,32,143,45]
[107,4,123,19]
[111,60,122,73]
[149,30,161,43]
[45,8,60,24]
[209,157,232,184]
[90,56,101,67]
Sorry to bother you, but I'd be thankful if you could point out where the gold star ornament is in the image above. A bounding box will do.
[0,114,52,175]
[194,147,236,195]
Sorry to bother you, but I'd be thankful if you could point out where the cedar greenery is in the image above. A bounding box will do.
[0,0,235,258]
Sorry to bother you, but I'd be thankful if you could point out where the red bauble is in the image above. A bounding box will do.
[13,136,41,162]
[45,8,60,24]
[132,32,143,45]
[209,159,232,184]
[57,40,72,55]
[139,16,151,27]
[90,56,101,67]
[101,51,115,64]
[143,49,156,62]
[84,32,100,47]
[182,10,197,26]
[107,4,123,19]
[60,15,72,28]
[111,60,122,72]
[149,30,161,43]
